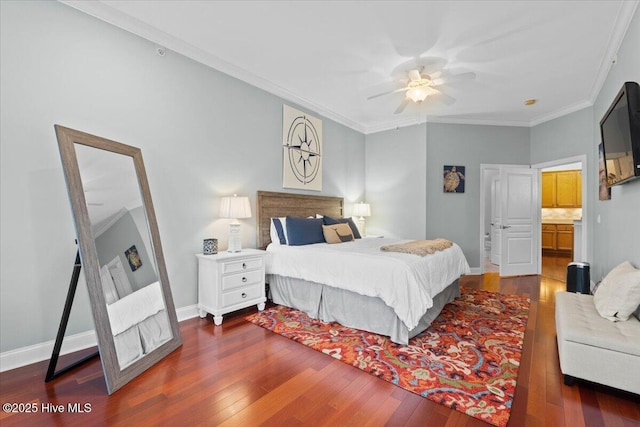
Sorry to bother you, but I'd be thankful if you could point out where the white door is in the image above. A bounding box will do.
[499,167,539,276]
[490,176,501,265]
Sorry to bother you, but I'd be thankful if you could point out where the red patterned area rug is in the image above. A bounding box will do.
[246,287,530,427]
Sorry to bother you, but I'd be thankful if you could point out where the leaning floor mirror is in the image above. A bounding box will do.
[55,125,182,394]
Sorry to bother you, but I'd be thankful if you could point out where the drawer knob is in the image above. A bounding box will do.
[242,277,247,283]
[242,262,247,269]
[241,292,247,298]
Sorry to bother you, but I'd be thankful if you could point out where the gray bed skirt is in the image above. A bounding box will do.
[267,275,461,345]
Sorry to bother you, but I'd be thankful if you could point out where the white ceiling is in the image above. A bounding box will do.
[63,1,638,134]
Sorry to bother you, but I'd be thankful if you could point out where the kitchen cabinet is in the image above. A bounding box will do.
[541,223,574,254]
[541,171,582,208]
[541,224,556,250]
[556,224,574,251]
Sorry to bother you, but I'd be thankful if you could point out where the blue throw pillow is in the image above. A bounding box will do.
[286,216,325,246]
[322,216,362,239]
[272,218,287,244]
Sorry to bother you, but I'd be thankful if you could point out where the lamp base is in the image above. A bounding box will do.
[356,217,366,237]
[227,223,242,252]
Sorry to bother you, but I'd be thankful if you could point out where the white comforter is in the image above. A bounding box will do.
[266,238,471,330]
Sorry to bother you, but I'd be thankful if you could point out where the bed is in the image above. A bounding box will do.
[256,191,471,345]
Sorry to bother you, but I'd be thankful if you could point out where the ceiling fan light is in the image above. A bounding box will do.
[406,87,429,103]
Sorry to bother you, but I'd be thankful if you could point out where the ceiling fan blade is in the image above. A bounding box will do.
[367,87,408,100]
[415,57,448,75]
[433,72,476,86]
[394,98,411,114]
[430,89,456,106]
[408,69,422,82]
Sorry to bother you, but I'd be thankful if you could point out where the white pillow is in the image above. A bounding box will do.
[269,217,288,245]
[593,261,640,321]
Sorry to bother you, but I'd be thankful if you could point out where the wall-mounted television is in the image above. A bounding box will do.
[600,81,640,187]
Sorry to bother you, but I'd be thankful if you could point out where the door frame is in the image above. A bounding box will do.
[479,164,529,274]
[532,154,588,271]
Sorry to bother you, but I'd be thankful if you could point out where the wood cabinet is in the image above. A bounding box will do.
[196,249,266,325]
[541,170,582,208]
[541,223,574,253]
[556,224,574,251]
[541,224,556,250]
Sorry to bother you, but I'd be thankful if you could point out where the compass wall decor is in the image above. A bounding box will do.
[282,105,322,191]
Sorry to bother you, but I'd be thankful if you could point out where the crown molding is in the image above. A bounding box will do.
[528,100,593,127]
[588,0,639,105]
[363,115,531,135]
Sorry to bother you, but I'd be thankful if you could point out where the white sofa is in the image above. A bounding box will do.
[555,291,640,394]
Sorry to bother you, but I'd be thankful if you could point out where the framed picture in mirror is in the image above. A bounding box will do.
[54,125,182,394]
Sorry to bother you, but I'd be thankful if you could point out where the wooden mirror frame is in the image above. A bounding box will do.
[55,125,182,394]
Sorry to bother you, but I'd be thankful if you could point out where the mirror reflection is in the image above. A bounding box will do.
[75,144,171,370]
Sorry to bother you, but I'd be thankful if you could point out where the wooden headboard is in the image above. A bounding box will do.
[256,191,344,249]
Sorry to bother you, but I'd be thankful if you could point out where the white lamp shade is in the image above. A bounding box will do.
[219,195,252,219]
[353,202,371,217]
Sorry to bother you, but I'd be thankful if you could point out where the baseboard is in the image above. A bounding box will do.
[468,267,482,275]
[176,304,199,321]
[0,304,200,373]
[0,330,97,373]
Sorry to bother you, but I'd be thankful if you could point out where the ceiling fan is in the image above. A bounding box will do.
[368,62,476,114]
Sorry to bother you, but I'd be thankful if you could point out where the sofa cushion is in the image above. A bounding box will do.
[593,261,640,321]
[556,292,640,356]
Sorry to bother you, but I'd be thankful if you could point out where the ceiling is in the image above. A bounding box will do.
[62,1,638,134]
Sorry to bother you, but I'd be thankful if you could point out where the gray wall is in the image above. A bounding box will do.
[530,7,640,281]
[365,124,427,239]
[365,122,530,268]
[591,7,640,281]
[0,2,364,352]
[425,124,530,268]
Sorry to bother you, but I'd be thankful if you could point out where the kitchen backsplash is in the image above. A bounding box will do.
[541,208,582,220]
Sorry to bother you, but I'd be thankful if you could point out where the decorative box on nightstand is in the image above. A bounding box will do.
[196,249,266,325]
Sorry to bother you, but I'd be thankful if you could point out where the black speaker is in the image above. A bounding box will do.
[567,262,590,294]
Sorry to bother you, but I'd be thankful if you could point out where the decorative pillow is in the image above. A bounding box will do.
[285,216,325,246]
[593,261,640,321]
[322,223,354,244]
[323,216,361,239]
[270,217,287,245]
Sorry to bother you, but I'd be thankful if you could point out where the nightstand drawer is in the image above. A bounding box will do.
[222,257,263,274]
[221,269,263,291]
[222,284,262,308]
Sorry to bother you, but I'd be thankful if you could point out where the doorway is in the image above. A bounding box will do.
[480,157,587,276]
[479,164,539,276]
[534,155,588,279]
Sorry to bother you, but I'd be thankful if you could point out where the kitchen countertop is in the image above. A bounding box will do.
[542,219,581,224]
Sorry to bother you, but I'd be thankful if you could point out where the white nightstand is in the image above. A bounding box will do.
[196,249,266,325]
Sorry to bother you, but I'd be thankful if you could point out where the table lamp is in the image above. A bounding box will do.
[219,194,252,252]
[352,201,371,237]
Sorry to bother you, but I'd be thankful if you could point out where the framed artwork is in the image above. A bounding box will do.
[282,105,322,191]
[598,143,611,200]
[443,165,466,193]
[125,245,142,271]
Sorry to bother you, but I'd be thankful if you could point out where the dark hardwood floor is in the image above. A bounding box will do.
[1,270,638,426]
